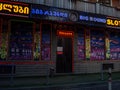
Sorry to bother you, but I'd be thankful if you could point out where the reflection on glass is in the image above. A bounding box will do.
[90,30,105,60]
[9,21,33,60]
[41,24,51,60]
[77,30,85,60]
[110,32,120,60]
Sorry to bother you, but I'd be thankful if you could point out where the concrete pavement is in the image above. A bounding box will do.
[0,72,120,90]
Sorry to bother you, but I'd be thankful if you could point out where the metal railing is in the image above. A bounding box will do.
[11,0,120,18]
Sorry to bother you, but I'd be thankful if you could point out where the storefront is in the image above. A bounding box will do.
[0,1,120,76]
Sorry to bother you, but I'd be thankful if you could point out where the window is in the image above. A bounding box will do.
[109,31,120,60]
[41,24,51,60]
[98,0,111,5]
[34,23,41,60]
[9,21,33,60]
[0,19,8,60]
[85,29,90,60]
[77,29,85,60]
[90,30,105,60]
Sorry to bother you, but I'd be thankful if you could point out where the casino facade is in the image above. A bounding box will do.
[0,0,120,76]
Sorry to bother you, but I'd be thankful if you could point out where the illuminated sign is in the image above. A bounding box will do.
[78,12,106,27]
[30,3,107,26]
[30,4,69,21]
[0,1,29,17]
[107,18,120,27]
[57,30,74,37]
[80,15,106,23]
[79,15,106,23]
[31,8,68,18]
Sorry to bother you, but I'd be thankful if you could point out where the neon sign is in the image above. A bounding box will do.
[31,8,68,18]
[30,4,69,21]
[89,17,106,23]
[57,30,74,37]
[0,1,29,17]
[107,18,120,27]
[79,15,106,23]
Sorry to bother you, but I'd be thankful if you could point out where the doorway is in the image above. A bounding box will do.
[56,30,73,73]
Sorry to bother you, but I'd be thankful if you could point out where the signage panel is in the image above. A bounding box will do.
[79,12,107,27]
[57,30,74,37]
[0,1,29,17]
[30,4,107,27]
[30,4,70,22]
[107,17,120,27]
[0,1,109,28]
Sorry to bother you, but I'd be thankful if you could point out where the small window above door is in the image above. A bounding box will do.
[98,0,111,6]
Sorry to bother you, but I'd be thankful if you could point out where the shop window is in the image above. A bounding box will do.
[90,30,105,60]
[9,21,33,60]
[0,19,2,60]
[85,29,90,60]
[34,23,41,61]
[0,19,8,60]
[109,32,120,60]
[41,24,51,60]
[105,31,110,60]
[77,30,85,60]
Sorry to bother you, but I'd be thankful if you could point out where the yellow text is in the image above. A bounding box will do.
[107,19,120,27]
[0,3,29,15]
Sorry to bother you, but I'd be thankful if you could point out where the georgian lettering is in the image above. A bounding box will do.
[31,8,68,18]
[0,2,29,17]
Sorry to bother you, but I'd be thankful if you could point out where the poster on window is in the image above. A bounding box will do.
[0,33,8,60]
[85,29,90,60]
[105,31,110,60]
[77,30,85,60]
[0,20,8,60]
[0,22,2,60]
[34,31,40,60]
[41,24,51,60]
[9,21,33,60]
[90,30,105,60]
[110,32,120,60]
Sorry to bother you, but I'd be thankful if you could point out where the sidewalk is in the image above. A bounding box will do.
[0,72,120,89]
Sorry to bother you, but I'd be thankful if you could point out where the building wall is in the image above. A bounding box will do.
[1,18,120,76]
[112,0,120,7]
[1,0,120,77]
[74,60,120,74]
[14,25,120,76]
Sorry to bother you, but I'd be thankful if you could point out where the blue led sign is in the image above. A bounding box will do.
[30,4,107,27]
[31,8,68,18]
[79,15,89,21]
[30,4,69,21]
[79,15,106,24]
[89,17,106,23]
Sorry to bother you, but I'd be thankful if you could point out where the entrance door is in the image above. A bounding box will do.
[56,37,72,73]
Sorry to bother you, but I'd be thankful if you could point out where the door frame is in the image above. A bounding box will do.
[56,30,74,73]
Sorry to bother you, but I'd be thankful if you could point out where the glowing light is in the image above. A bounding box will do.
[57,30,73,37]
[107,18,120,27]
[0,2,29,17]
[31,8,68,18]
